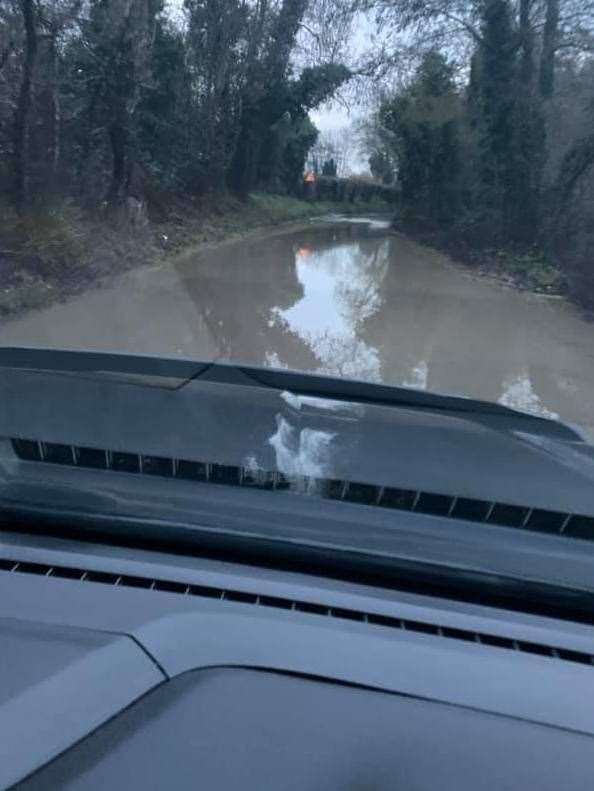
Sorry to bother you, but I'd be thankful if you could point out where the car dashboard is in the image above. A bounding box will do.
[2,526,594,790]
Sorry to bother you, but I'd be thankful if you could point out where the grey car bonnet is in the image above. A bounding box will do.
[0,348,593,514]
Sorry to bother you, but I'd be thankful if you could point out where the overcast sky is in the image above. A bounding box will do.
[311,101,360,132]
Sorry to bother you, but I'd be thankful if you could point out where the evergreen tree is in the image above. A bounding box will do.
[476,0,517,231]
[379,50,461,222]
[322,158,337,177]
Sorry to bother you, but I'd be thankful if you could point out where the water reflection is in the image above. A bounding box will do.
[268,414,336,484]
[183,222,587,430]
[270,240,390,381]
[403,360,428,390]
[498,371,559,420]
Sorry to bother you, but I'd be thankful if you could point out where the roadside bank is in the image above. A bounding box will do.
[0,192,391,320]
[393,218,567,300]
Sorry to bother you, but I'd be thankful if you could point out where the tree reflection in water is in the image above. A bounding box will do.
[270,238,390,380]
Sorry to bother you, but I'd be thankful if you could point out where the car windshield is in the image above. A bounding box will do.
[1,0,594,441]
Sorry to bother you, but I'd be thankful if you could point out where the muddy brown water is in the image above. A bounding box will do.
[2,216,594,438]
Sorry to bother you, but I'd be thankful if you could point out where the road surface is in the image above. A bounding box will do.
[2,216,594,438]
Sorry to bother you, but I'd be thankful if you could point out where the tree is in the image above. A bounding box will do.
[322,157,337,176]
[59,0,162,206]
[230,41,349,192]
[358,108,398,182]
[100,0,161,206]
[1,0,353,210]
[29,1,83,198]
[184,0,247,191]
[309,124,354,177]
[256,67,350,190]
[12,0,37,211]
[368,150,394,183]
[470,0,547,244]
[475,0,517,226]
[540,0,560,97]
[134,17,190,189]
[277,114,319,190]
[297,0,360,67]
[378,51,461,222]
[229,0,310,194]
[362,0,594,234]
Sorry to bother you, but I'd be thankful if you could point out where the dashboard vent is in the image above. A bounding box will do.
[1,555,593,668]
[11,438,594,541]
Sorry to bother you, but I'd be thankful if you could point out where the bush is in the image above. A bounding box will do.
[501,250,564,293]
[1,201,86,280]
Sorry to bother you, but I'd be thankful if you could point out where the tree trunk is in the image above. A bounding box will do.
[266,0,308,76]
[106,118,128,205]
[551,133,594,211]
[518,0,534,87]
[12,0,37,212]
[228,0,268,194]
[512,0,544,245]
[0,43,14,72]
[33,31,60,196]
[539,0,559,98]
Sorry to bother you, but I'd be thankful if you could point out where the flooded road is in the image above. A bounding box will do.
[2,216,594,437]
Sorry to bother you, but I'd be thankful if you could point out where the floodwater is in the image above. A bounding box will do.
[2,216,594,438]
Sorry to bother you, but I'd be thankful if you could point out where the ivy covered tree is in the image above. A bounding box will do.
[378,51,461,222]
[475,0,517,224]
[473,0,545,243]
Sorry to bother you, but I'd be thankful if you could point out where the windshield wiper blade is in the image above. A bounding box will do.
[0,346,580,439]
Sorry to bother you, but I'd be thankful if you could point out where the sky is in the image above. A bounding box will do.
[311,103,358,133]
[311,104,368,173]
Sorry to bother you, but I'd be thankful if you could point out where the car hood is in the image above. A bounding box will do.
[0,348,593,516]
